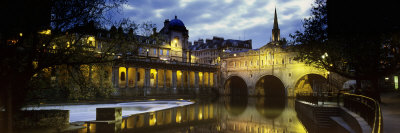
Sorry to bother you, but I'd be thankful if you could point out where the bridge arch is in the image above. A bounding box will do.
[255,75,286,97]
[294,73,327,94]
[224,75,248,96]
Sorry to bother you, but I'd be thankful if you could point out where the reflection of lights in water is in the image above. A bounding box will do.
[78,98,308,133]
[23,100,193,122]
[149,112,156,126]
[176,110,182,123]
[198,113,203,120]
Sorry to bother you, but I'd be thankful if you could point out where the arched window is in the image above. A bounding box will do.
[121,72,126,81]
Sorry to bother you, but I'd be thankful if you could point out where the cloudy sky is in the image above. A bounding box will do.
[116,0,314,49]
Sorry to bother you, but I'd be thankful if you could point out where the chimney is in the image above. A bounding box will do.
[152,28,157,35]
[164,19,170,27]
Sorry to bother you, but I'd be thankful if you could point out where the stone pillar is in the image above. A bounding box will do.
[187,71,191,89]
[214,72,217,88]
[172,70,177,89]
[195,72,199,93]
[208,72,211,88]
[155,69,159,89]
[163,69,167,89]
[181,70,185,89]
[145,69,150,88]
[96,107,122,121]
[111,67,115,87]
[115,67,119,88]
[125,67,129,88]
[134,67,138,88]
[187,71,190,88]
[202,72,205,89]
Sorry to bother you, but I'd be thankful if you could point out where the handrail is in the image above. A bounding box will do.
[340,92,383,133]
[296,92,383,133]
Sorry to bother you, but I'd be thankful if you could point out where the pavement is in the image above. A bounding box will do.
[380,91,400,133]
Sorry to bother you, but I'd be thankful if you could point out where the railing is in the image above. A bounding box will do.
[341,93,383,133]
[296,92,383,133]
[118,56,219,68]
[296,92,337,105]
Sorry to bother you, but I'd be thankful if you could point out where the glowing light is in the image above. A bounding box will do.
[149,113,156,126]
[19,33,23,37]
[146,49,149,52]
[176,111,182,123]
[385,77,389,80]
[39,29,51,35]
[52,45,57,49]
[198,112,203,120]
[394,76,398,90]
[322,52,328,59]
[88,36,95,41]
[234,54,237,57]
[87,36,95,47]
[32,61,38,69]
[67,42,70,47]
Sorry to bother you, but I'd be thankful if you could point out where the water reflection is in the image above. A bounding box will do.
[224,96,248,116]
[256,97,287,119]
[76,97,306,133]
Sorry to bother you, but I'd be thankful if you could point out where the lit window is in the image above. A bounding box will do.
[166,50,169,55]
[154,49,156,55]
[160,49,163,55]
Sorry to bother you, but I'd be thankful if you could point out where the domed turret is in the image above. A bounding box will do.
[169,16,187,31]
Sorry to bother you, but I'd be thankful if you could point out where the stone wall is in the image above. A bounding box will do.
[12,110,69,129]
[295,101,371,133]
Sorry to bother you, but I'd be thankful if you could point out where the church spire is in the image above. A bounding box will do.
[273,8,279,29]
[272,7,280,42]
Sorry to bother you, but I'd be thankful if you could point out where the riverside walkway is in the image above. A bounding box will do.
[381,92,400,133]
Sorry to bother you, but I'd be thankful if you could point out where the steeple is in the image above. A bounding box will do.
[273,8,279,29]
[272,7,280,42]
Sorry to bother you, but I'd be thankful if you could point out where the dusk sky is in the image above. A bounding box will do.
[117,0,314,49]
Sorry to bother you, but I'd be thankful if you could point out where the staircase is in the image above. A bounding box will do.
[296,101,361,133]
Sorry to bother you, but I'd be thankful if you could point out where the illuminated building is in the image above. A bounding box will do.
[190,36,252,65]
[221,8,329,97]
[111,16,218,95]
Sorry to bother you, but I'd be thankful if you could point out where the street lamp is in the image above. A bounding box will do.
[146,48,149,58]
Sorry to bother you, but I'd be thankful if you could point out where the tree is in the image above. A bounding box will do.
[290,0,400,101]
[0,0,136,132]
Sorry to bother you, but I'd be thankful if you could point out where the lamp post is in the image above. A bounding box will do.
[146,48,149,58]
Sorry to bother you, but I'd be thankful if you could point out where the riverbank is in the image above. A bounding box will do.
[380,91,400,133]
[26,93,218,107]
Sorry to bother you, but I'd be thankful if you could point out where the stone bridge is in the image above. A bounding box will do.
[219,45,329,97]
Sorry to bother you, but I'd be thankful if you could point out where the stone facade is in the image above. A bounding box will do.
[190,36,252,65]
[220,8,328,97]
[220,44,328,97]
